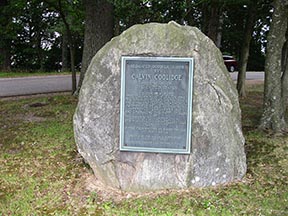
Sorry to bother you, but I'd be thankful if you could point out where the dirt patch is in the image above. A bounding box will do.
[15,113,47,123]
[0,92,71,101]
[84,173,130,202]
[27,102,49,108]
[233,80,264,86]
[246,80,264,85]
[82,172,195,203]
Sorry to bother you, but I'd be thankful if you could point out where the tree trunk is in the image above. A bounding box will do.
[0,0,11,71]
[281,23,288,115]
[259,0,288,133]
[76,0,114,94]
[0,45,11,71]
[201,0,222,47]
[207,0,221,45]
[70,44,76,93]
[114,16,120,36]
[61,32,69,72]
[184,0,196,26]
[63,27,77,94]
[64,27,77,93]
[57,0,77,93]
[201,3,209,34]
[236,4,256,98]
[44,0,77,93]
[216,13,224,48]
[36,31,45,72]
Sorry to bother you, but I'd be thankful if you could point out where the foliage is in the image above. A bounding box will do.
[221,0,272,57]
[44,0,85,70]
[0,0,84,72]
[11,0,58,70]
[113,0,272,70]
[1,0,273,72]
[113,0,189,33]
[0,84,287,215]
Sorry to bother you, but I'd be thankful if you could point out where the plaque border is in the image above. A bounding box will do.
[120,56,194,154]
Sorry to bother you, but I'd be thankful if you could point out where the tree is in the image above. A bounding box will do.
[76,0,114,94]
[61,26,69,72]
[236,0,272,97]
[0,0,76,72]
[201,0,223,47]
[45,0,84,93]
[259,0,288,133]
[236,2,257,98]
[0,0,20,71]
[7,0,59,71]
[0,1,11,71]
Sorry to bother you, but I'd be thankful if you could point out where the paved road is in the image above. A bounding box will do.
[230,71,264,81]
[0,72,264,97]
[0,75,79,97]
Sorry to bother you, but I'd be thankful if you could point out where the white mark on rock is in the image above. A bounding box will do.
[195,176,200,182]
[223,174,227,178]
[217,151,222,157]
[225,158,230,163]
[84,117,89,124]
[212,182,216,186]
[216,168,220,172]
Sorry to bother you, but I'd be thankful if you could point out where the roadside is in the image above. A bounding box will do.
[230,71,264,81]
[1,80,263,101]
[0,72,262,98]
[0,71,78,78]
[0,92,71,101]
[0,75,79,98]
[245,80,264,85]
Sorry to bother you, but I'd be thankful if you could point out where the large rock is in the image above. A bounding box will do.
[73,21,246,192]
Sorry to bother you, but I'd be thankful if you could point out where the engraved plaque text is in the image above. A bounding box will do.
[120,56,193,154]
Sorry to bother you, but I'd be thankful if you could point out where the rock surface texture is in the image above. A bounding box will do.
[73,21,246,192]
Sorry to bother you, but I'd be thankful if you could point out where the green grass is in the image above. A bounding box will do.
[0,71,77,78]
[0,84,287,215]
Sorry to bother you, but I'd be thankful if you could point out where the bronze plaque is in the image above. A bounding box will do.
[120,56,194,154]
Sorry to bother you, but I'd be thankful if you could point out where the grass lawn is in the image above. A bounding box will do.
[0,71,77,78]
[0,84,287,215]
